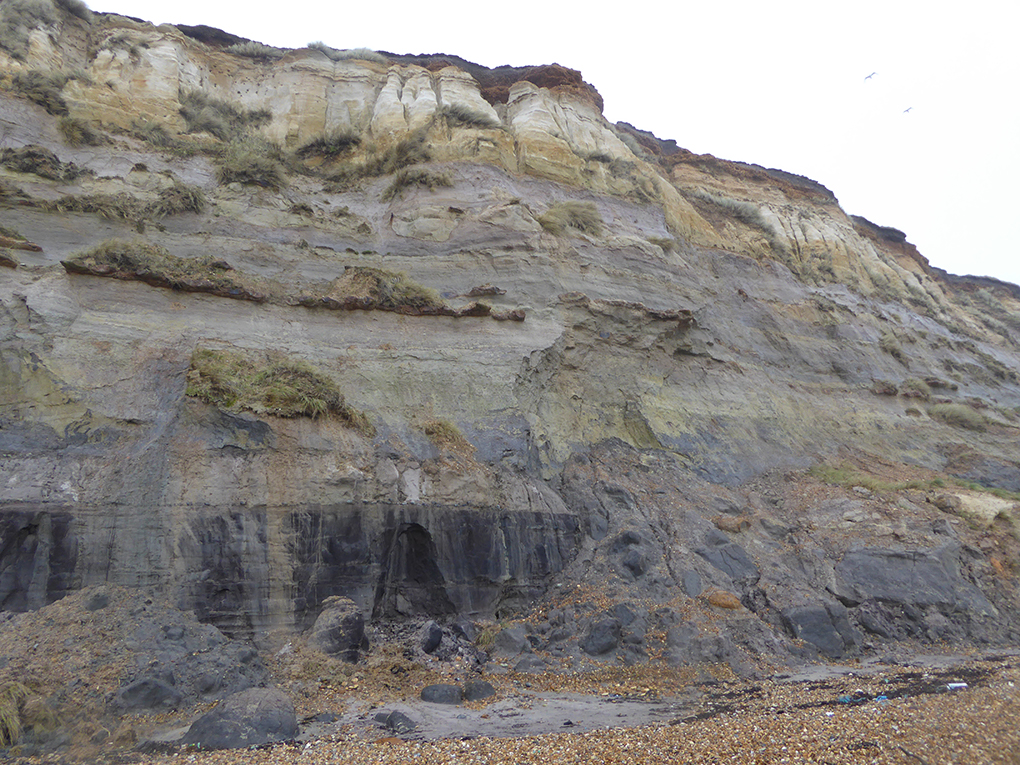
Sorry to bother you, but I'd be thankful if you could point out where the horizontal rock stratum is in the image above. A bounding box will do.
[2,0,1020,681]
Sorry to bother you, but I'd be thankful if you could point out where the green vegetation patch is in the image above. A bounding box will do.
[380,167,452,201]
[538,201,603,237]
[187,347,373,431]
[62,239,267,302]
[928,403,987,432]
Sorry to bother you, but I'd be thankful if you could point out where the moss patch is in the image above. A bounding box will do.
[186,347,373,432]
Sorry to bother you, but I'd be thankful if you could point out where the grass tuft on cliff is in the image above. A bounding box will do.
[62,239,267,301]
[380,167,452,201]
[0,681,29,745]
[305,42,387,64]
[928,403,987,431]
[58,115,103,146]
[327,266,444,312]
[216,135,286,189]
[324,130,430,189]
[179,89,272,141]
[47,180,206,220]
[0,0,56,60]
[538,201,603,237]
[224,41,283,60]
[442,104,501,130]
[296,131,361,160]
[10,69,72,115]
[420,418,474,453]
[187,347,374,432]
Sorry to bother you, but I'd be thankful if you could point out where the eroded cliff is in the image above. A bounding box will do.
[2,2,1020,680]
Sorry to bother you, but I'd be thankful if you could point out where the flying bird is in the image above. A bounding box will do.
[865,72,876,80]
[903,107,913,113]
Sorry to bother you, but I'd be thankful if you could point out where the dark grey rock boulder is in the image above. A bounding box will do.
[375,710,417,733]
[114,677,182,711]
[514,655,548,673]
[835,546,994,613]
[782,602,858,659]
[462,679,496,701]
[181,687,297,750]
[311,596,367,661]
[682,570,703,598]
[492,625,530,656]
[420,684,462,704]
[421,620,443,654]
[452,618,478,642]
[581,617,622,655]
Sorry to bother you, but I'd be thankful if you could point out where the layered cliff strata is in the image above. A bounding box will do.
[2,1,1020,671]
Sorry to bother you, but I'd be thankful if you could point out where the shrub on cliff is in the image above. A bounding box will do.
[538,201,603,237]
[187,347,373,432]
[58,116,102,146]
[11,70,71,115]
[324,130,430,189]
[420,418,474,454]
[296,130,360,160]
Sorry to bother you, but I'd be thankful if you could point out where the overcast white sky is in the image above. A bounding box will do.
[94,0,1020,286]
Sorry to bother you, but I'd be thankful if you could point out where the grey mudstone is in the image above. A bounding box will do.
[492,625,530,656]
[581,617,622,655]
[421,620,443,654]
[782,602,858,659]
[682,570,703,598]
[181,687,297,750]
[514,655,548,673]
[695,530,760,582]
[462,679,496,701]
[114,677,182,711]
[835,546,994,613]
[420,684,462,704]
[311,596,367,661]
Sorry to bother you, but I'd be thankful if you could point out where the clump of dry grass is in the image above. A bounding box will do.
[538,201,603,237]
[58,115,103,146]
[11,69,71,115]
[0,681,30,746]
[296,130,361,160]
[326,266,444,312]
[380,167,452,201]
[61,239,267,301]
[1,144,85,181]
[900,378,931,400]
[178,89,271,141]
[928,403,987,431]
[47,180,205,220]
[420,418,473,452]
[216,135,286,189]
[324,130,430,189]
[442,104,501,130]
[305,42,387,64]
[187,347,373,432]
[224,40,283,60]
[0,0,56,60]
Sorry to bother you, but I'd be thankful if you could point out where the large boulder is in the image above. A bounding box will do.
[180,687,297,750]
[311,596,368,661]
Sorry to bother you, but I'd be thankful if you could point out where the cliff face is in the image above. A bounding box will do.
[2,4,1020,667]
